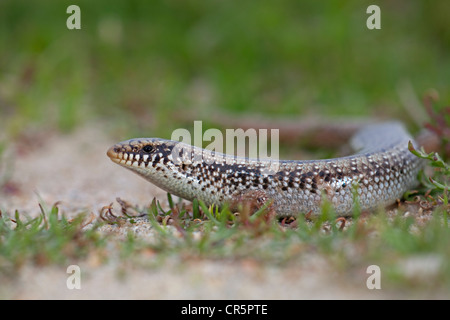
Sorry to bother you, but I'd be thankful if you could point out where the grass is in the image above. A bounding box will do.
[0,203,106,274]
[1,1,450,137]
[1,152,448,290]
[0,1,449,295]
[0,96,449,294]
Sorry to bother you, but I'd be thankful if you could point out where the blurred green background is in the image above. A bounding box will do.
[0,0,449,138]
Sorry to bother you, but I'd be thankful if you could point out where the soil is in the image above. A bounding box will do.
[0,124,444,299]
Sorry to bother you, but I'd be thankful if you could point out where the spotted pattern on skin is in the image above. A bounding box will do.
[107,122,425,216]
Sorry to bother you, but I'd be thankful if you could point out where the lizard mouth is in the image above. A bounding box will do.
[107,145,144,166]
[106,145,122,163]
[107,139,156,167]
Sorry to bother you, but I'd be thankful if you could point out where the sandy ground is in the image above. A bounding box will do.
[0,125,445,299]
[4,257,390,300]
[1,125,163,216]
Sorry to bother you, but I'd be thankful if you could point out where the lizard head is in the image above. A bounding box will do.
[106,138,207,200]
[106,138,178,168]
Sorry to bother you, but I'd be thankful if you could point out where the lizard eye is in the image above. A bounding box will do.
[142,145,154,153]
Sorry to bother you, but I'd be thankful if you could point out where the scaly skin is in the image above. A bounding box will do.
[107,122,424,216]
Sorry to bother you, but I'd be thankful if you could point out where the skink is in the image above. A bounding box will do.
[107,122,424,216]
